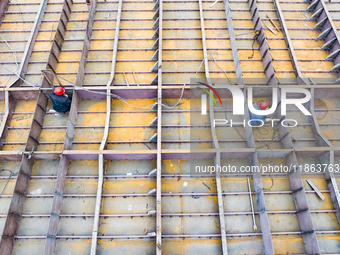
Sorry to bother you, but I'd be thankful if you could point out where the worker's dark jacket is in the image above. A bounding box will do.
[50,92,72,113]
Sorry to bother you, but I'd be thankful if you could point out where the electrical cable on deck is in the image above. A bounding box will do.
[42,50,234,110]
[248,30,260,59]
[0,169,16,197]
[0,0,39,88]
[210,0,219,7]
[0,34,41,88]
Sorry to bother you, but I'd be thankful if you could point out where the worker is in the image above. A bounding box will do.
[86,0,91,10]
[249,101,269,125]
[50,87,72,113]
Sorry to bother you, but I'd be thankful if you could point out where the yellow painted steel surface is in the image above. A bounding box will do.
[0,0,339,254]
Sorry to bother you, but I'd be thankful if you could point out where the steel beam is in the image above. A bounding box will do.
[35,0,79,253]
[306,88,340,227]
[224,0,275,252]
[2,85,340,100]
[90,0,122,253]
[35,0,73,251]
[274,91,320,254]
[266,5,321,251]
[0,0,9,26]
[43,94,79,255]
[75,0,98,87]
[6,229,340,239]
[272,0,310,85]
[0,154,32,255]
[247,0,277,86]
[8,0,49,88]
[2,190,339,198]
[198,0,228,253]
[244,3,280,249]
[0,92,15,150]
[306,89,333,148]
[0,90,47,254]
[0,0,73,253]
[43,0,98,254]
[0,0,49,151]
[0,209,338,218]
[307,0,340,82]
[7,230,340,239]
[64,148,256,160]
[155,0,163,253]
[223,0,244,84]
[37,1,72,250]
[324,151,340,226]
[0,147,337,161]
[246,0,278,250]
[243,89,275,255]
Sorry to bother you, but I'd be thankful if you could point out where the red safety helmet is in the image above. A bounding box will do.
[54,87,65,95]
[259,101,269,110]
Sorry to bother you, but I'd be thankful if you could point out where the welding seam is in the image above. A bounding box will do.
[0,210,337,219]
[2,138,319,145]
[15,58,321,63]
[0,188,335,197]
[21,70,300,76]
[3,9,312,15]
[3,16,331,22]
[0,47,329,52]
[1,17,296,23]
[11,231,340,239]
[0,37,319,43]
[9,172,332,179]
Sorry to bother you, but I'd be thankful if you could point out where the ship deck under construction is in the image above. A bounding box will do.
[0,0,340,254]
